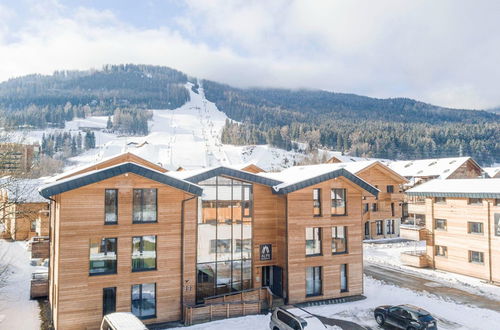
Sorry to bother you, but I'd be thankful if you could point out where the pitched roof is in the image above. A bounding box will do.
[383,157,479,179]
[406,178,500,198]
[39,162,202,198]
[327,154,391,163]
[484,167,500,178]
[170,166,282,186]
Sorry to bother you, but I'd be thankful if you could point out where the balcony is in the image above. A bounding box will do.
[400,251,429,268]
[30,272,48,299]
[400,225,426,241]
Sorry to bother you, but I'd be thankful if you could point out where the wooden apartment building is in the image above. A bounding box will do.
[404,179,500,283]
[39,153,378,329]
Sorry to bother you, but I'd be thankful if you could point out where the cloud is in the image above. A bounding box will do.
[0,0,500,109]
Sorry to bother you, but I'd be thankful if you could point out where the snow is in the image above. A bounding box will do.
[364,241,500,302]
[0,239,43,329]
[406,178,500,195]
[305,276,500,330]
[383,157,473,180]
[484,166,500,178]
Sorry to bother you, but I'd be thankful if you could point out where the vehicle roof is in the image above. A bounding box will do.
[280,307,326,329]
[398,304,430,315]
[103,312,147,329]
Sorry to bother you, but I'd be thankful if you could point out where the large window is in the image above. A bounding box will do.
[132,236,157,271]
[105,189,118,224]
[435,218,447,230]
[89,238,117,275]
[469,251,484,264]
[332,226,347,254]
[103,287,116,316]
[133,189,157,223]
[340,264,348,292]
[376,220,383,235]
[131,283,156,319]
[196,176,253,303]
[386,220,395,235]
[435,245,448,257]
[331,189,346,215]
[468,198,483,205]
[306,266,322,297]
[468,222,484,234]
[306,227,322,256]
[313,188,321,216]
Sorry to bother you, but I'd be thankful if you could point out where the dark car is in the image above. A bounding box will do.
[374,304,437,329]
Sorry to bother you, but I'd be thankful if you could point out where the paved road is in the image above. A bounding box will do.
[364,262,500,312]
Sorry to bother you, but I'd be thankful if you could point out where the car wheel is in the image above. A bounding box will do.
[273,327,280,330]
[375,314,385,325]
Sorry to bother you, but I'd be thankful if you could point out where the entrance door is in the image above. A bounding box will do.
[262,266,283,297]
[364,221,370,239]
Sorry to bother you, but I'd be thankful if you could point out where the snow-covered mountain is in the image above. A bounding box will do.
[20,82,324,172]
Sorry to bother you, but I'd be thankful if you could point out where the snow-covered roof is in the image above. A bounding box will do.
[484,167,500,178]
[406,178,500,198]
[384,157,478,179]
[0,177,48,203]
[329,154,390,163]
[103,312,147,330]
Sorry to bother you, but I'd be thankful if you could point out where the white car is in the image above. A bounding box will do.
[269,306,327,330]
[100,312,147,330]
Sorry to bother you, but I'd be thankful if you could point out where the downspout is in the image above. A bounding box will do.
[430,197,435,269]
[285,195,289,304]
[46,196,56,327]
[181,194,197,322]
[487,201,492,282]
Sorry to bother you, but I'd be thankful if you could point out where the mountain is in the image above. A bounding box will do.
[0,64,498,165]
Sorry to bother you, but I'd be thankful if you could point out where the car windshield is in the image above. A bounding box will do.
[300,320,308,328]
[418,314,434,322]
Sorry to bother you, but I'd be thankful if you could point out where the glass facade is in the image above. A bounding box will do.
[89,238,117,275]
[196,176,252,303]
[131,283,156,319]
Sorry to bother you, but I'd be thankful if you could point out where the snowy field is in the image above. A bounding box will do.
[364,240,500,301]
[0,240,43,329]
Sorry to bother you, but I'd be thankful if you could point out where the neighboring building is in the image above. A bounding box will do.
[404,179,500,284]
[39,153,378,329]
[326,154,390,164]
[0,178,49,240]
[484,167,500,178]
[384,157,483,188]
[0,143,39,175]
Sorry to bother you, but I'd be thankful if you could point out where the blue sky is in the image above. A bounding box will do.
[0,0,499,109]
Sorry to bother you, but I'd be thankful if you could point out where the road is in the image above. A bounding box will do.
[364,262,500,312]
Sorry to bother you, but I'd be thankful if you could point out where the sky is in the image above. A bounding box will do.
[0,0,499,110]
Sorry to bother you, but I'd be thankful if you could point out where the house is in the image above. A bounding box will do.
[39,153,378,329]
[403,179,500,284]
[484,167,500,178]
[0,178,49,240]
[326,154,389,164]
[0,142,39,175]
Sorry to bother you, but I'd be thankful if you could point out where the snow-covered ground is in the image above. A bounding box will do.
[364,240,500,301]
[306,276,500,330]
[0,239,43,329]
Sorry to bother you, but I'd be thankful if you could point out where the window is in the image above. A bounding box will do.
[363,203,369,214]
[131,283,156,319]
[495,199,500,206]
[331,189,346,215]
[133,189,157,223]
[469,251,484,264]
[306,228,322,256]
[371,203,378,212]
[332,226,347,254]
[468,198,483,205]
[105,189,118,224]
[89,238,117,275]
[435,245,448,257]
[313,188,321,216]
[340,264,348,292]
[277,311,301,330]
[435,218,447,230]
[496,213,500,237]
[391,203,395,217]
[306,266,322,297]
[209,239,231,254]
[467,222,483,234]
[132,236,157,271]
[376,220,383,235]
[30,220,36,231]
[386,220,395,235]
[435,197,446,204]
[386,185,394,193]
[103,287,116,316]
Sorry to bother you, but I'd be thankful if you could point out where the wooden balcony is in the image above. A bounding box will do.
[400,225,426,241]
[400,251,429,268]
[30,272,48,299]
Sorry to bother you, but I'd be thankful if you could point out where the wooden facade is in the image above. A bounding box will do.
[44,155,377,329]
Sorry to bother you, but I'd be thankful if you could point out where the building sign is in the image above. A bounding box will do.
[260,244,272,261]
[495,213,500,236]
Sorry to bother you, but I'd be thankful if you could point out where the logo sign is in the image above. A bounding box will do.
[495,213,500,237]
[260,244,272,261]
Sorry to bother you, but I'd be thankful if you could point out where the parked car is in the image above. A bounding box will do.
[374,304,437,329]
[100,312,147,330]
[270,306,326,330]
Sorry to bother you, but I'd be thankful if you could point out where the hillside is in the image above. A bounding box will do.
[0,64,498,165]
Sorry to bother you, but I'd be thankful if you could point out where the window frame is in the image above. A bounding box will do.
[468,222,484,235]
[305,227,322,257]
[131,283,157,320]
[386,185,394,193]
[305,266,322,297]
[313,188,322,217]
[332,226,348,255]
[376,220,383,235]
[435,197,446,204]
[386,219,395,235]
[104,189,118,225]
[132,188,158,223]
[469,251,484,264]
[132,235,157,272]
[331,188,347,216]
[371,203,378,212]
[89,237,118,276]
[102,287,116,316]
[435,245,448,257]
[434,218,447,231]
[468,198,483,205]
[340,264,348,293]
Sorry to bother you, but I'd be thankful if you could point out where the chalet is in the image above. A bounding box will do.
[39,153,378,329]
[402,179,500,284]
[484,167,500,178]
[0,178,48,240]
